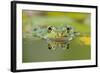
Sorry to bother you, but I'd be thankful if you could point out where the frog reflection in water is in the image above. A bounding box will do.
[33,25,80,50]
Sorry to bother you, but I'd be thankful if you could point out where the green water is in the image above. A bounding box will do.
[22,37,91,63]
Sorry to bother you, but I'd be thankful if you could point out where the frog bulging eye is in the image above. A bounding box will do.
[48,27,52,31]
[67,27,72,30]
[47,26,53,33]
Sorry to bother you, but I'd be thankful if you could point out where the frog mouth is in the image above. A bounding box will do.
[46,37,71,43]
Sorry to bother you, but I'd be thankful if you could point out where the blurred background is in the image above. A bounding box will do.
[22,10,91,63]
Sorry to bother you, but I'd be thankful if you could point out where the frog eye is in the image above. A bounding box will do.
[48,26,56,31]
[67,27,71,30]
[48,46,52,50]
[48,26,52,31]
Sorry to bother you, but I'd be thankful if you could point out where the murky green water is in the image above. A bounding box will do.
[22,37,91,63]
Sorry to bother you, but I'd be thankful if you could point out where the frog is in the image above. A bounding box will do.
[32,24,80,50]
